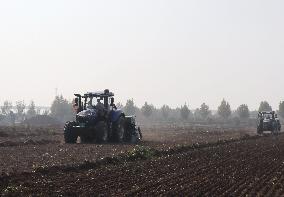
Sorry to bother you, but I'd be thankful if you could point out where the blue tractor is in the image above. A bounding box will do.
[257,111,281,134]
[64,89,142,143]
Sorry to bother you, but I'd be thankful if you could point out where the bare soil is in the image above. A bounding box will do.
[2,126,280,196]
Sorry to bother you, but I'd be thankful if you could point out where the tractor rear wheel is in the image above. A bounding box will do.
[272,121,279,134]
[64,121,78,143]
[114,116,126,143]
[95,121,108,143]
[257,127,263,135]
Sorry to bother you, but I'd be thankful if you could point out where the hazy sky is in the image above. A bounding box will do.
[0,0,283,110]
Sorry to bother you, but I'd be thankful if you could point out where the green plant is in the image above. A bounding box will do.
[126,146,157,160]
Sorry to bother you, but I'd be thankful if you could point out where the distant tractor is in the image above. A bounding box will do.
[257,111,281,134]
[64,89,142,144]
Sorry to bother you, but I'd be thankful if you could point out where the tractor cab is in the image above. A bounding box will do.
[73,89,116,113]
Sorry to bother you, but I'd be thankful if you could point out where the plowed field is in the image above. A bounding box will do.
[2,127,283,196]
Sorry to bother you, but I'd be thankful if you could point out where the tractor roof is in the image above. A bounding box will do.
[85,91,114,97]
[259,111,275,114]
[74,89,114,98]
[259,111,276,115]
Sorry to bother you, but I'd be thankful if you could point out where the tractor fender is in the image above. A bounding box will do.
[110,110,124,123]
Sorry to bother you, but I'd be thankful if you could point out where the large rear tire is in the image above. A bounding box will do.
[272,121,279,134]
[114,116,126,143]
[95,121,108,143]
[257,127,263,135]
[64,121,78,143]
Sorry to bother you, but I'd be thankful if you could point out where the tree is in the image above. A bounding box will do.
[15,100,26,122]
[1,100,12,115]
[15,101,26,116]
[36,108,41,115]
[194,108,201,120]
[237,104,250,120]
[200,103,210,120]
[50,95,74,123]
[232,116,241,127]
[218,99,231,120]
[259,101,272,112]
[27,100,36,118]
[279,101,284,118]
[141,102,154,118]
[42,109,50,116]
[180,103,190,121]
[124,99,136,115]
[161,105,170,120]
[116,102,124,109]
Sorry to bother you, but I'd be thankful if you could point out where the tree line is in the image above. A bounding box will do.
[0,95,73,124]
[123,99,284,124]
[1,96,284,125]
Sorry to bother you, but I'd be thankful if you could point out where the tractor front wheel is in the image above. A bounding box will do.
[64,121,78,143]
[257,127,263,135]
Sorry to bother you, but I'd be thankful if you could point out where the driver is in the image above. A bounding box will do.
[87,98,95,109]
[96,99,105,115]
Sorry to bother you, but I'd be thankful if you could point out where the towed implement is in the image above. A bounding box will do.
[64,89,142,143]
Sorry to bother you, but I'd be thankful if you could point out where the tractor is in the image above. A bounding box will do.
[64,89,142,143]
[257,111,281,134]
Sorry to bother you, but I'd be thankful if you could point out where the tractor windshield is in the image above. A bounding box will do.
[263,114,272,119]
[85,96,112,110]
[86,97,101,109]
